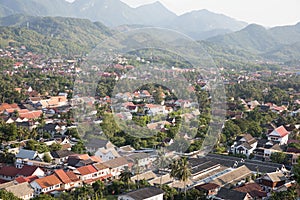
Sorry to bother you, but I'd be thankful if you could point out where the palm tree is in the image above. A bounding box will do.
[154,148,172,187]
[119,166,133,191]
[132,158,141,189]
[92,180,105,199]
[170,157,191,199]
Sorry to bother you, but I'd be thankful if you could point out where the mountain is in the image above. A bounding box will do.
[207,23,300,62]
[0,15,112,55]
[0,0,247,39]
[168,9,247,40]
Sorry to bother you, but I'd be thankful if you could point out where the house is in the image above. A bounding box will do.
[188,158,222,181]
[213,187,252,200]
[268,126,290,145]
[67,154,100,167]
[39,123,61,136]
[54,169,81,190]
[104,157,131,179]
[125,152,152,170]
[195,183,220,197]
[51,150,76,164]
[209,165,252,188]
[119,145,135,154]
[19,110,43,121]
[30,174,62,195]
[5,182,35,200]
[15,175,39,184]
[231,134,258,158]
[144,104,167,116]
[95,147,120,162]
[38,96,68,108]
[175,100,192,108]
[253,139,285,161]
[131,171,157,183]
[118,186,164,200]
[74,165,98,184]
[93,163,112,182]
[0,165,45,181]
[16,149,39,160]
[235,183,267,199]
[85,139,115,153]
[260,171,286,192]
[0,103,20,113]
[115,112,133,121]
[65,171,82,189]
[147,121,171,130]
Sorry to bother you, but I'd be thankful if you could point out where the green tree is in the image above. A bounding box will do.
[153,86,164,104]
[222,120,242,145]
[270,152,289,164]
[92,180,105,199]
[270,187,297,200]
[71,140,86,154]
[161,184,178,200]
[49,143,62,151]
[170,157,191,199]
[32,194,56,200]
[293,158,300,184]
[0,190,21,200]
[43,153,52,163]
[119,166,133,191]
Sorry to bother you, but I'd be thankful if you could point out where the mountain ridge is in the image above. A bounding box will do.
[0,0,247,39]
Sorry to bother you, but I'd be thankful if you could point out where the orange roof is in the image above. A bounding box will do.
[145,104,162,109]
[15,175,38,183]
[272,126,289,137]
[18,109,30,113]
[5,108,17,113]
[54,169,72,184]
[19,110,42,119]
[0,103,20,112]
[69,154,90,160]
[65,171,80,182]
[77,165,97,176]
[34,174,62,189]
[90,156,102,163]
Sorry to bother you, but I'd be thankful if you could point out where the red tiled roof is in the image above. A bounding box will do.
[34,174,62,189]
[196,183,220,191]
[18,166,40,176]
[0,165,41,178]
[77,165,97,176]
[235,183,267,198]
[65,171,80,182]
[0,103,20,113]
[69,154,90,160]
[54,169,72,184]
[0,166,20,177]
[274,126,289,137]
[15,175,38,183]
[19,110,42,119]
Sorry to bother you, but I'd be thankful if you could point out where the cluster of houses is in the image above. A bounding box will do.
[0,45,299,199]
[0,136,297,200]
[228,98,300,167]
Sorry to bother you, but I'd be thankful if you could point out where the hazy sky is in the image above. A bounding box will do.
[120,0,300,27]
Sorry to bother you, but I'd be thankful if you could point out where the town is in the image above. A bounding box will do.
[0,39,299,200]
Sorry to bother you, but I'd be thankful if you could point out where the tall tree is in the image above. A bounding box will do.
[119,166,133,191]
[170,157,191,199]
[154,148,172,187]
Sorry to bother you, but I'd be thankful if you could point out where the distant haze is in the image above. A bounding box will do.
[117,0,300,27]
